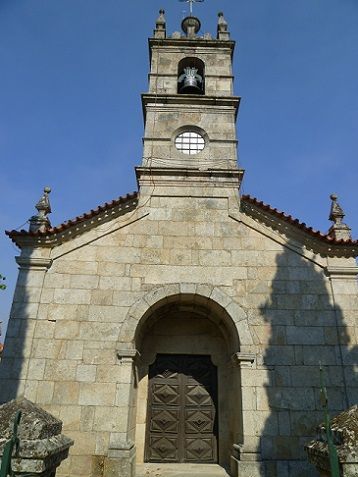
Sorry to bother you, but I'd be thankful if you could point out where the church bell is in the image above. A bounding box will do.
[178,66,204,94]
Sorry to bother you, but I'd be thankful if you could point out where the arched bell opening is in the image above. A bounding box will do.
[178,57,205,95]
[133,293,243,472]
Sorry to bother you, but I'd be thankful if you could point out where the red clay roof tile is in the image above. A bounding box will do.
[5,191,357,248]
[241,194,358,246]
[6,192,138,239]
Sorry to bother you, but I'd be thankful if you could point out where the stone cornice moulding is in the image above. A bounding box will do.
[136,167,244,187]
[9,197,140,250]
[15,257,53,271]
[229,211,326,268]
[116,349,141,363]
[143,104,239,115]
[233,205,357,259]
[231,352,256,368]
[143,136,238,145]
[142,93,240,117]
[51,212,149,260]
[149,37,235,47]
[148,72,235,80]
[325,266,358,280]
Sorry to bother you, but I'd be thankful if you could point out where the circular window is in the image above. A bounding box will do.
[175,131,205,155]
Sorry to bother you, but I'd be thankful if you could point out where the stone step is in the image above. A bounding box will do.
[136,463,230,477]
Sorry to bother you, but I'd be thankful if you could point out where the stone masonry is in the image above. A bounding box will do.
[1,10,358,477]
[0,397,73,476]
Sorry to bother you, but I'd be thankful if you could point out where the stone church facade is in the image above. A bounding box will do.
[1,10,357,477]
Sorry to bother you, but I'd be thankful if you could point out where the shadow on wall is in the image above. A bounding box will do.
[0,266,31,404]
[258,241,358,476]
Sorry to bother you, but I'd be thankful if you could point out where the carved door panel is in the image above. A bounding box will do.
[145,354,218,463]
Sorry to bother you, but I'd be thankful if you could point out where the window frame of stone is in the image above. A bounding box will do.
[174,130,206,155]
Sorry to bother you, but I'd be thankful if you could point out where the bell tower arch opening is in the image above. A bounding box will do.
[177,57,205,95]
[132,292,244,472]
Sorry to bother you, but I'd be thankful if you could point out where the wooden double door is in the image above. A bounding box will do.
[145,354,218,463]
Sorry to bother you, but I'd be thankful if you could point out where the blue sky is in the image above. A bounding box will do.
[1,0,357,337]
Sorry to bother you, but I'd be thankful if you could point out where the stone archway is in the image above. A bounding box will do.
[118,283,253,349]
[115,284,255,476]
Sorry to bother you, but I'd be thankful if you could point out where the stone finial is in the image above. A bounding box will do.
[154,9,166,39]
[328,193,352,241]
[29,186,52,233]
[217,12,230,40]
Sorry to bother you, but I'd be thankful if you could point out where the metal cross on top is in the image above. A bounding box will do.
[179,0,204,16]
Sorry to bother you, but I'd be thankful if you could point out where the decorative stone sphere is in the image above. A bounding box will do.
[181,16,201,35]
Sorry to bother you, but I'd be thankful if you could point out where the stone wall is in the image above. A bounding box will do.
[1,191,357,477]
[148,42,234,96]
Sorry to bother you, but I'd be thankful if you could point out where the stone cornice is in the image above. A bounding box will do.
[149,37,235,55]
[15,257,53,270]
[142,93,240,107]
[231,352,256,368]
[142,93,240,120]
[116,349,141,363]
[136,166,244,179]
[148,73,235,80]
[240,200,358,258]
[143,137,238,145]
[136,166,244,189]
[325,266,358,279]
[8,197,139,250]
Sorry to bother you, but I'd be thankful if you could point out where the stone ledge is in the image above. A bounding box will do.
[116,349,141,363]
[15,257,53,270]
[325,266,358,279]
[231,352,256,368]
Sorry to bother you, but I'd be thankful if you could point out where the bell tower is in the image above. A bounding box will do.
[136,10,244,204]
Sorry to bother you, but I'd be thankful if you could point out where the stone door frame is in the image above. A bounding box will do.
[113,283,257,477]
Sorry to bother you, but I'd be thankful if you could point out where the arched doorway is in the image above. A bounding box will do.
[133,293,242,471]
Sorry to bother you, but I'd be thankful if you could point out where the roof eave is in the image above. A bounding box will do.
[6,192,139,249]
[241,195,358,258]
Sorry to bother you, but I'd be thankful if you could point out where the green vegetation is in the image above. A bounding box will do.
[320,366,340,477]
[0,274,5,290]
